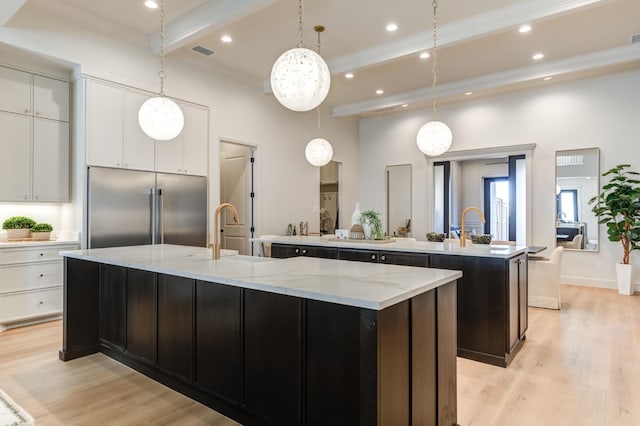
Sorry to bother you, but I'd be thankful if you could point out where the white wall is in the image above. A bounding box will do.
[0,2,359,240]
[359,68,640,291]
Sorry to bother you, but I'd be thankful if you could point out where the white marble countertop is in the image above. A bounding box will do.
[60,244,462,310]
[0,239,80,248]
[254,235,526,258]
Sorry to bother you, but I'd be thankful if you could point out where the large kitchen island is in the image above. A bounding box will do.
[59,244,461,426]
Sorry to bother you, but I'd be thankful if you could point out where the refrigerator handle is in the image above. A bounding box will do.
[158,188,164,244]
[150,188,157,245]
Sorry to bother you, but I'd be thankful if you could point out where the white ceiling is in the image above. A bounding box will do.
[17,0,640,117]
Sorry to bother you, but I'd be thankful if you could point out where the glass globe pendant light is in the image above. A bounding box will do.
[270,0,331,112]
[138,0,184,141]
[305,25,333,167]
[416,0,452,156]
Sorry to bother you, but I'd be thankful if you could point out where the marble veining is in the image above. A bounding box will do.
[60,244,461,310]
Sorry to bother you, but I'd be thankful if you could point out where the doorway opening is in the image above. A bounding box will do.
[219,141,256,255]
[483,177,509,240]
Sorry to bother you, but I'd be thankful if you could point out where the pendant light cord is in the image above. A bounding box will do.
[297,0,304,48]
[316,25,324,136]
[431,0,439,119]
[158,0,167,96]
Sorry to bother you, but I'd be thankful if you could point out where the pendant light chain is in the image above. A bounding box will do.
[431,0,439,119]
[316,26,322,135]
[297,0,304,48]
[159,0,166,96]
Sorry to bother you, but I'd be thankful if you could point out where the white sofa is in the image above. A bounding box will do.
[528,246,563,309]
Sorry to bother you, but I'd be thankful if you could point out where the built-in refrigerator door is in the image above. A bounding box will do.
[156,173,208,247]
[88,167,156,248]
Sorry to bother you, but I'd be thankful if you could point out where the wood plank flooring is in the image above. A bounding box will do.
[0,284,638,425]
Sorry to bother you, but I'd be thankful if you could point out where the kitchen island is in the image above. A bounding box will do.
[257,235,529,367]
[59,244,461,426]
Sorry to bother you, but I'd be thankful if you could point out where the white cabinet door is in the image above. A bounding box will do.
[123,90,155,171]
[155,129,182,174]
[180,104,208,176]
[0,66,31,115]
[86,80,123,167]
[33,119,69,202]
[0,111,31,201]
[33,75,69,122]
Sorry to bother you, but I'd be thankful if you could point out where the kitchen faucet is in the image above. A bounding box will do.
[459,207,486,248]
[213,202,240,260]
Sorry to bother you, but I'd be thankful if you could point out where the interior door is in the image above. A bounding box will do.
[220,143,252,255]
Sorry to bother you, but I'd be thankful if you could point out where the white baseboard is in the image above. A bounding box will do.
[560,275,639,293]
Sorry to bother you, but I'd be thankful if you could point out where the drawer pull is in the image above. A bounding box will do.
[371,255,376,260]
[40,253,44,256]
[295,248,300,254]
[302,249,307,254]
[39,301,44,305]
[381,255,386,261]
[40,274,44,277]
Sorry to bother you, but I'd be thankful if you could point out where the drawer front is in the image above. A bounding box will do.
[0,261,62,293]
[0,287,63,323]
[0,244,78,264]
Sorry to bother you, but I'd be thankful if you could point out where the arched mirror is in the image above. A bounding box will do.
[555,148,600,251]
[386,164,412,237]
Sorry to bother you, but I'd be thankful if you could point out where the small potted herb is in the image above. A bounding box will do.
[31,223,53,241]
[2,216,36,240]
[359,210,383,240]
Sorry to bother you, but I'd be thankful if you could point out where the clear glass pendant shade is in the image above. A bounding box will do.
[138,96,184,141]
[270,47,331,112]
[305,138,333,166]
[416,120,453,156]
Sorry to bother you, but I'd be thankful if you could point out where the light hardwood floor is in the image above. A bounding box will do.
[0,285,638,425]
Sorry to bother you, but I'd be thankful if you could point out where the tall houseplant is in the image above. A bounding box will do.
[589,164,640,295]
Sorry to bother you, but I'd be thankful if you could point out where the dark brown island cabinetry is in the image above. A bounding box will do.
[60,256,457,426]
[271,242,528,367]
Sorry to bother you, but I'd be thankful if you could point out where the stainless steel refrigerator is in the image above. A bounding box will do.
[88,167,207,249]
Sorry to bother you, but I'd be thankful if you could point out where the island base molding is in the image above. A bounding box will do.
[60,257,458,426]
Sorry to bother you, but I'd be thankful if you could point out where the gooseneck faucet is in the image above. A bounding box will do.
[213,202,240,260]
[459,207,486,248]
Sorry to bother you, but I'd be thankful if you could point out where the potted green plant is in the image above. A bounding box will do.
[588,164,640,295]
[2,216,36,240]
[359,210,383,240]
[31,223,53,241]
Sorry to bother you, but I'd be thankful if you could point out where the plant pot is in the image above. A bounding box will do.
[5,229,31,239]
[615,263,633,295]
[31,231,51,241]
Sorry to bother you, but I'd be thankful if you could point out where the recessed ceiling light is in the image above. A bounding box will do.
[345,72,354,79]
[144,0,158,9]
[419,52,430,60]
[386,23,398,32]
[221,35,232,43]
[401,104,409,108]
[532,52,544,60]
[544,76,552,81]
[519,25,532,33]
[376,89,384,95]
[465,92,473,96]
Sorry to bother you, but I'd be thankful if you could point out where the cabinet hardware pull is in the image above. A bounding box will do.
[39,253,44,256]
[295,249,299,254]
[371,255,376,260]
[39,301,44,305]
[302,249,307,254]
[381,255,386,261]
[40,274,44,277]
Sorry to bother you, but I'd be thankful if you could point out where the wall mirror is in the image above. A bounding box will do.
[386,164,412,237]
[320,161,340,234]
[555,148,600,251]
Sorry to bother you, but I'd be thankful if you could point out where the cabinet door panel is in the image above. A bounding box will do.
[380,251,429,267]
[99,264,126,349]
[0,112,31,201]
[0,66,31,114]
[243,289,301,425]
[86,80,123,167]
[33,75,69,121]
[519,256,528,339]
[195,281,240,403]
[154,130,182,174]
[126,268,156,363]
[180,104,208,176]
[157,274,193,382]
[32,119,69,202]
[123,90,155,171]
[339,248,379,263]
[270,243,300,258]
[508,258,520,352]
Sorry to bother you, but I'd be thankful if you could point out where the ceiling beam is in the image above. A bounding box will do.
[148,0,278,54]
[0,0,27,26]
[332,44,640,117]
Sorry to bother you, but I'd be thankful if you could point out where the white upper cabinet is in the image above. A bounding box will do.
[85,79,124,168]
[33,119,69,202]
[0,66,69,122]
[0,112,31,201]
[85,78,208,176]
